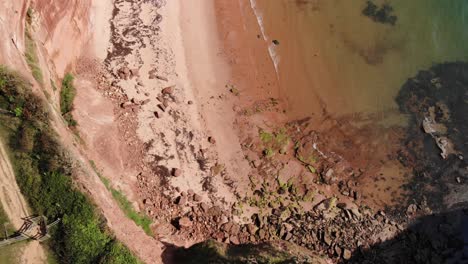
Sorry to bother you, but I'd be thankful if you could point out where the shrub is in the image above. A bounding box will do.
[0,66,140,264]
[60,73,77,126]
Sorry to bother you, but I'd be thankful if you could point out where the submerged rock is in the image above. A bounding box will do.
[396,62,468,211]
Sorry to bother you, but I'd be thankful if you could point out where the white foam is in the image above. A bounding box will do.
[249,0,280,76]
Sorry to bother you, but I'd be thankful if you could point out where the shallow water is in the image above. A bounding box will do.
[251,0,468,121]
[249,0,468,209]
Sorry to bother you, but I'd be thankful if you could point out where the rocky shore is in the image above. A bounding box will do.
[80,0,468,263]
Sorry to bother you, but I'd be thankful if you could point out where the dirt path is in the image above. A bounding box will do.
[0,140,47,264]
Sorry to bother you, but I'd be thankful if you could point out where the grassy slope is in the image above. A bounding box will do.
[24,9,43,85]
[59,73,77,127]
[0,66,140,264]
[90,161,153,236]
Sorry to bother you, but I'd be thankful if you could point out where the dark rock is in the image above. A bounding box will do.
[176,196,187,206]
[162,86,174,94]
[208,136,216,144]
[140,99,150,105]
[158,104,166,112]
[154,13,163,24]
[172,168,182,177]
[156,75,169,82]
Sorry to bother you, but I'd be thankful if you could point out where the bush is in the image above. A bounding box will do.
[0,66,140,264]
[60,73,77,126]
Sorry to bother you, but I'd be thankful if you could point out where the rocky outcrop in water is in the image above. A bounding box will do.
[362,1,397,26]
[396,62,468,211]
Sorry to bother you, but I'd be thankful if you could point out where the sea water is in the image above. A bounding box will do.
[250,0,468,122]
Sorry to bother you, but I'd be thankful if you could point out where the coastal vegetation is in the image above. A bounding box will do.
[259,129,290,157]
[24,8,43,84]
[90,160,153,236]
[60,73,77,127]
[0,66,140,264]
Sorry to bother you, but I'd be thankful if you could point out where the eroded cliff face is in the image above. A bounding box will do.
[0,0,93,89]
[33,0,92,76]
[0,0,29,71]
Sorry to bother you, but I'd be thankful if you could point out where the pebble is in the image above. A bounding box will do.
[162,86,174,94]
[172,168,182,177]
[178,217,192,228]
[193,194,203,202]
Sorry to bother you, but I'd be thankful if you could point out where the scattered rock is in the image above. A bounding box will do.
[208,137,216,144]
[154,111,160,118]
[246,224,257,235]
[178,217,192,228]
[156,75,169,82]
[172,168,182,177]
[229,236,240,245]
[406,204,417,215]
[314,197,336,212]
[158,104,166,112]
[176,195,187,206]
[322,168,335,184]
[140,99,150,105]
[323,232,332,246]
[154,223,174,236]
[121,101,134,109]
[130,68,139,77]
[193,194,203,202]
[200,202,209,212]
[343,249,352,260]
[187,100,193,105]
[118,66,131,80]
[154,13,163,24]
[162,86,174,95]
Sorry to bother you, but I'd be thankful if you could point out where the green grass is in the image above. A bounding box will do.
[259,129,291,157]
[0,66,140,264]
[109,188,153,236]
[60,73,77,127]
[24,9,43,84]
[90,160,153,236]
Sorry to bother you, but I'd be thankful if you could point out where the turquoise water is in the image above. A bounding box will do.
[252,0,468,121]
[250,0,468,208]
